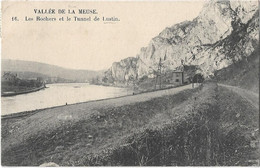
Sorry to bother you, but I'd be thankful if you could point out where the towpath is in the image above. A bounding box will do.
[218,83,259,110]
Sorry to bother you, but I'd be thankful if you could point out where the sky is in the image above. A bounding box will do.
[2,1,205,71]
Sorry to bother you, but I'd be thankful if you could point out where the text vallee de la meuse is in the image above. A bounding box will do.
[32,8,120,22]
[34,8,98,14]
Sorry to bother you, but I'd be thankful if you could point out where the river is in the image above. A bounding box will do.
[1,83,131,115]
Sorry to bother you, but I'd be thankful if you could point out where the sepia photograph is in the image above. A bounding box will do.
[1,0,259,166]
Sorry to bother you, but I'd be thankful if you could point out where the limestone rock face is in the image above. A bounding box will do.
[104,0,259,83]
[107,57,138,83]
[230,0,258,24]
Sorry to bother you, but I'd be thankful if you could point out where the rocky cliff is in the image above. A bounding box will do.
[104,0,259,84]
[104,57,138,84]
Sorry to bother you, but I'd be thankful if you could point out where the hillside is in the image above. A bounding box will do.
[2,59,104,83]
[214,48,259,92]
[104,0,259,88]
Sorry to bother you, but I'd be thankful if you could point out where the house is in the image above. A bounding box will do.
[172,71,184,85]
[163,63,185,86]
[163,70,185,86]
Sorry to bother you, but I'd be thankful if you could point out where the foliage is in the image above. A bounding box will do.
[2,72,44,92]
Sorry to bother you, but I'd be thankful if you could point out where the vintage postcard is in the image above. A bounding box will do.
[1,0,259,166]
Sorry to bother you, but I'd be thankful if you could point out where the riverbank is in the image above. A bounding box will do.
[91,79,189,94]
[1,85,46,97]
[1,83,131,115]
[1,83,195,118]
[2,83,259,166]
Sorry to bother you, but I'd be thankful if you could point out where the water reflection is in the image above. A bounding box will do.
[1,83,130,115]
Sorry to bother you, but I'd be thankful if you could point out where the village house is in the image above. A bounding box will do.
[164,70,185,86]
[172,71,184,85]
[165,64,186,86]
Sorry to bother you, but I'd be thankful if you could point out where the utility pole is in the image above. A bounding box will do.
[133,76,135,95]
[154,57,163,90]
[130,75,135,95]
[154,69,158,90]
[158,58,162,89]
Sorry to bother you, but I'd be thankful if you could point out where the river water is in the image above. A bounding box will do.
[1,83,131,115]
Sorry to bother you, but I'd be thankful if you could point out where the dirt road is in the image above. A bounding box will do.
[218,83,259,110]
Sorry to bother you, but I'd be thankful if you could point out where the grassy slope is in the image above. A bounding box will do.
[214,48,259,93]
[2,82,258,166]
[88,83,258,166]
[2,87,199,166]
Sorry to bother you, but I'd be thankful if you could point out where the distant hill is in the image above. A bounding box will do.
[2,59,104,83]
